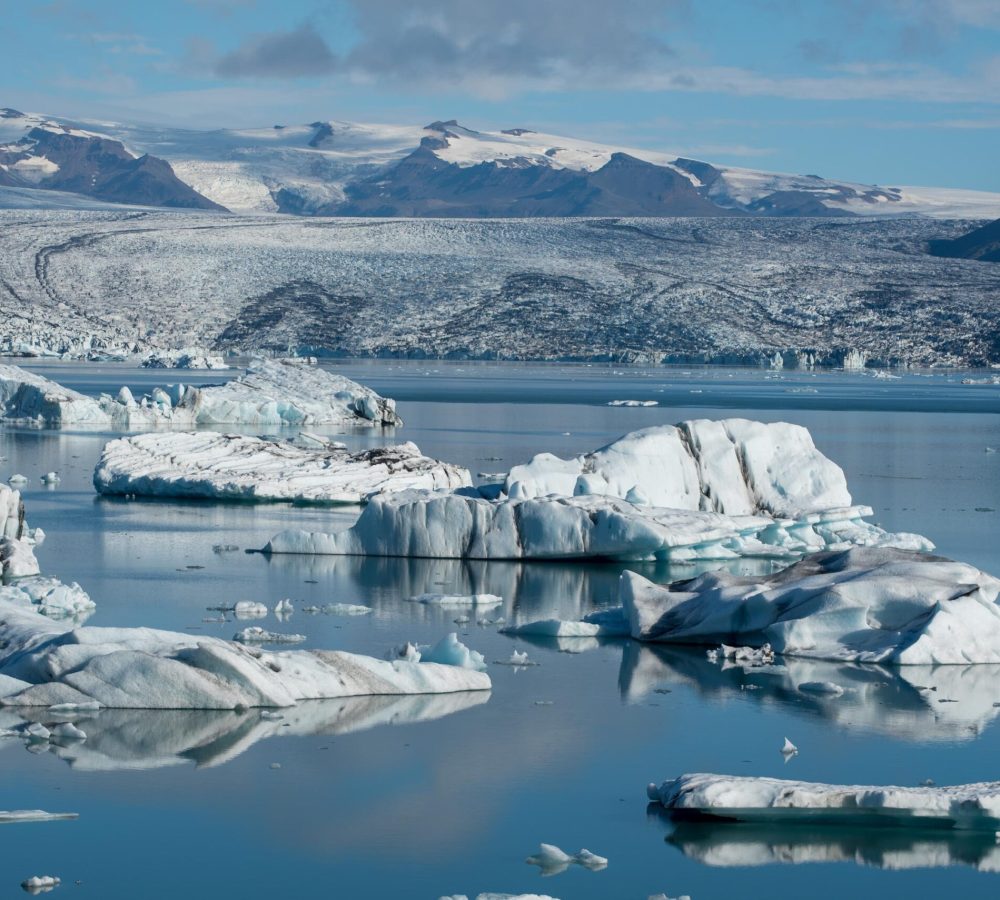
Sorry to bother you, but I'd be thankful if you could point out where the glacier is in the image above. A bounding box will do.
[648,773,1000,831]
[620,547,1000,665]
[265,421,930,561]
[0,359,401,428]
[93,432,471,504]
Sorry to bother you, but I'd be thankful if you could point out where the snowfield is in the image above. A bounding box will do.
[0,211,997,366]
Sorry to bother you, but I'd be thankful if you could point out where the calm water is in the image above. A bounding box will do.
[2,359,1000,899]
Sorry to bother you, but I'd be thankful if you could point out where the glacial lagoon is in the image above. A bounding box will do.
[2,359,999,899]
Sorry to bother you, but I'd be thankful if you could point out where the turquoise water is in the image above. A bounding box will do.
[1,360,999,899]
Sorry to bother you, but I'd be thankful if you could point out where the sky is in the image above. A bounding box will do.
[3,0,1000,190]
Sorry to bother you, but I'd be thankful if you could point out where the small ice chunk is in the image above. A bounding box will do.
[526,843,607,875]
[274,598,294,619]
[233,627,306,645]
[8,474,28,484]
[24,723,50,742]
[391,642,422,663]
[40,472,60,484]
[21,875,60,893]
[0,811,77,823]
[409,593,503,607]
[510,649,529,665]
[781,737,798,755]
[421,633,487,671]
[233,601,268,620]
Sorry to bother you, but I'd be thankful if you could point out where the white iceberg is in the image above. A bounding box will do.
[94,432,470,504]
[267,490,923,562]
[649,773,1000,830]
[621,547,1000,665]
[504,420,856,518]
[0,359,401,428]
[0,810,77,823]
[232,601,268,620]
[0,600,490,710]
[526,843,608,875]
[408,593,503,606]
[0,484,26,541]
[233,627,307,644]
[0,574,95,621]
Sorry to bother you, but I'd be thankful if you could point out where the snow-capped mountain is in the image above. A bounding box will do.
[2,106,1000,218]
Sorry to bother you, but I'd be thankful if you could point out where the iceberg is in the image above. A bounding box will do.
[264,419,929,561]
[0,601,490,710]
[648,773,1000,831]
[420,633,488,671]
[504,420,855,518]
[621,547,1000,664]
[266,490,924,562]
[139,347,229,369]
[94,432,471,504]
[0,810,78,823]
[0,359,402,428]
[0,483,26,542]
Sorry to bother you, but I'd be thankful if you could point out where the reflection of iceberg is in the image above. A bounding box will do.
[649,773,1000,831]
[0,692,489,771]
[619,643,1000,742]
[662,820,1000,872]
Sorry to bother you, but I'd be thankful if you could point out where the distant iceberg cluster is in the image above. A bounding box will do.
[0,358,401,428]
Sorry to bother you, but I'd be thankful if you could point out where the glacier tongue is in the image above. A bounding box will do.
[93,432,471,504]
[620,547,1000,664]
[0,359,401,428]
[649,773,1000,831]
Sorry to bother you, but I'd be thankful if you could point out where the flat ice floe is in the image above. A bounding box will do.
[621,547,1000,664]
[94,432,471,504]
[0,600,490,710]
[265,420,929,561]
[0,359,401,428]
[649,773,1000,830]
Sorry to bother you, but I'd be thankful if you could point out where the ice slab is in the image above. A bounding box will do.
[94,432,471,504]
[0,359,401,428]
[505,420,855,518]
[0,601,490,710]
[0,810,77,823]
[649,773,1000,830]
[266,490,926,562]
[621,547,1000,664]
[140,347,229,369]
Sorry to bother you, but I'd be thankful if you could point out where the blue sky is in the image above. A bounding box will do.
[5,0,1000,190]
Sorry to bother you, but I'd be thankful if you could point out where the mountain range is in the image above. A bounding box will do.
[2,107,999,219]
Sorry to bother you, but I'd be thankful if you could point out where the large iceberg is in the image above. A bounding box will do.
[139,347,229,370]
[265,419,929,561]
[0,600,490,710]
[266,490,926,562]
[0,359,401,428]
[505,420,853,517]
[94,432,471,504]
[620,547,1000,664]
[649,773,1000,831]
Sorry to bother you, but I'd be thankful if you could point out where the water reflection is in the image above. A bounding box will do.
[620,643,1000,742]
[0,692,489,771]
[658,818,1000,872]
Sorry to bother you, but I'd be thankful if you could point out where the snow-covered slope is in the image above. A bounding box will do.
[3,106,998,218]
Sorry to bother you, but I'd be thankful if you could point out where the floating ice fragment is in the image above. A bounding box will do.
[233,601,268,620]
[24,723,50,743]
[781,737,798,755]
[0,811,77,823]
[526,843,607,875]
[421,633,487,671]
[408,593,503,607]
[20,875,60,893]
[510,650,530,665]
[40,473,59,484]
[274,598,293,619]
[233,627,306,645]
[50,722,86,742]
[8,474,28,485]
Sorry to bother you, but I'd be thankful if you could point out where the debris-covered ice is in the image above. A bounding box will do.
[649,773,1000,830]
[0,359,402,428]
[94,432,471,504]
[621,547,1000,664]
